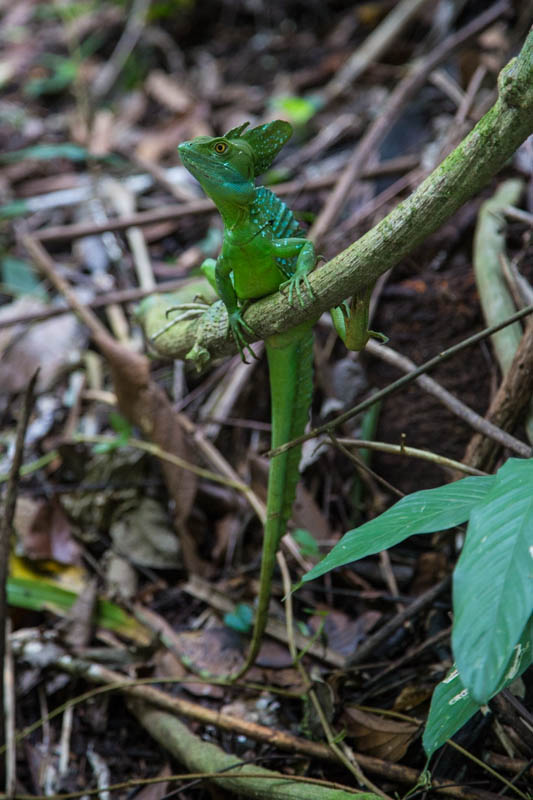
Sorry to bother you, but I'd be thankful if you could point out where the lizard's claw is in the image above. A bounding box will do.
[228,310,259,364]
[280,273,314,308]
[152,302,210,342]
[165,301,210,319]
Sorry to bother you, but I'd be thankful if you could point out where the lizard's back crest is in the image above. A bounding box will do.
[252,186,305,277]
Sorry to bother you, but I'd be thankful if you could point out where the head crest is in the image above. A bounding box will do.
[224,120,293,177]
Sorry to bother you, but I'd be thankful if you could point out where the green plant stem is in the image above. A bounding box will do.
[150,26,533,362]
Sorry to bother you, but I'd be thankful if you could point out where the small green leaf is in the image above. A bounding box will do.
[271,95,321,126]
[423,614,533,756]
[24,56,78,97]
[1,257,47,298]
[224,603,254,634]
[0,200,29,220]
[301,476,495,584]
[293,528,321,559]
[452,458,533,703]
[92,434,129,454]
[109,412,133,438]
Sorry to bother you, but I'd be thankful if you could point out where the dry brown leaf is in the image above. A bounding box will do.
[138,605,225,697]
[393,683,434,713]
[410,551,448,594]
[110,497,180,568]
[134,765,171,800]
[89,109,115,156]
[0,298,87,393]
[146,70,191,113]
[174,628,244,677]
[14,496,81,565]
[134,120,190,162]
[308,608,381,658]
[342,706,419,762]
[60,577,98,650]
[292,482,333,541]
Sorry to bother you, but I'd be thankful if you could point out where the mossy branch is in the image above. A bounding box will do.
[145,26,533,362]
[128,698,379,800]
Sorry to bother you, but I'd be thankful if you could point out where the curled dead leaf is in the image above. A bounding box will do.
[342,706,419,762]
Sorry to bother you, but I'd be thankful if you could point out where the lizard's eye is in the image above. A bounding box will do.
[214,141,228,154]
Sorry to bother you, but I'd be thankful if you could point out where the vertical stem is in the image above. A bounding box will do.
[0,371,38,787]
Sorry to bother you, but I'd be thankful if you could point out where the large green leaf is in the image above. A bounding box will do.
[452,458,533,703]
[423,614,533,756]
[8,576,150,644]
[301,476,495,584]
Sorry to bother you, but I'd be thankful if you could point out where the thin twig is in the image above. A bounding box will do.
[329,432,404,497]
[91,0,150,98]
[0,279,187,331]
[336,438,487,476]
[310,0,509,246]
[463,318,533,470]
[69,433,249,492]
[269,304,533,459]
[324,0,433,101]
[3,621,14,797]
[33,157,417,243]
[347,575,451,666]
[7,635,483,799]
[364,338,527,459]
[359,626,452,696]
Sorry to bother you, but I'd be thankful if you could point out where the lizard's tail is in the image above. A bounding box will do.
[234,324,314,679]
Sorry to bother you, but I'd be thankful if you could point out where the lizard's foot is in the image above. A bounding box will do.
[331,300,388,351]
[279,272,314,308]
[368,329,389,344]
[152,302,209,342]
[228,309,259,364]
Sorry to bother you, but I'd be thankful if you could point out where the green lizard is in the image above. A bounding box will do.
[173,120,383,679]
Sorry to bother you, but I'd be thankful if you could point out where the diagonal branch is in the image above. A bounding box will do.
[148,25,533,363]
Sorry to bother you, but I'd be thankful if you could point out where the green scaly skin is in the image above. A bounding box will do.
[177,120,380,680]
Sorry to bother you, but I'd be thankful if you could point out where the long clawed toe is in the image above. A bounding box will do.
[280,275,314,308]
[152,303,209,341]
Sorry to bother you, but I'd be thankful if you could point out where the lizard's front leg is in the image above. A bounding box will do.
[215,255,258,363]
[272,238,316,307]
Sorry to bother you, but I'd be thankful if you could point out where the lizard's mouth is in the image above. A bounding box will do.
[178,144,254,203]
[178,148,209,178]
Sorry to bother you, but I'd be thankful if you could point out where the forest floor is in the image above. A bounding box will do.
[1,1,532,799]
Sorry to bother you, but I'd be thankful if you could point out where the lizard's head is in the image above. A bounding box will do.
[178,134,256,205]
[178,120,293,206]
